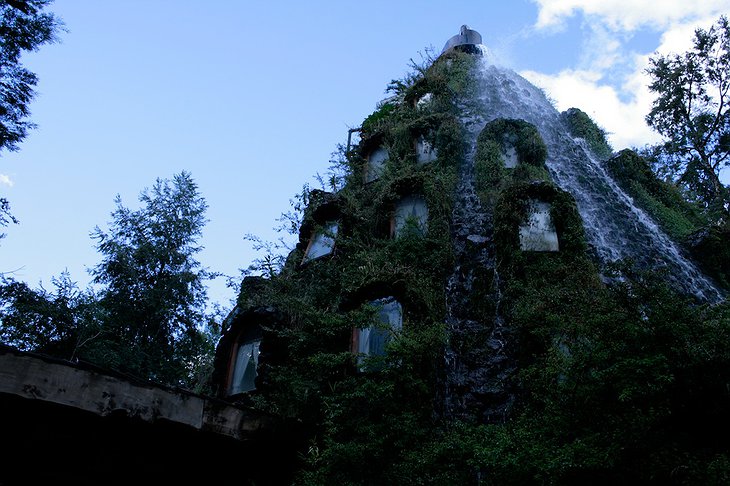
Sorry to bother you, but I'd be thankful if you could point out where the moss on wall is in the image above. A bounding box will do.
[601,149,730,291]
[473,118,550,204]
[606,149,706,241]
[561,107,612,159]
[361,102,397,134]
[225,49,730,485]
[494,182,587,261]
[227,51,479,483]
[688,224,730,289]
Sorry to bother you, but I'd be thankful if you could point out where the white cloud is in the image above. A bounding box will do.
[0,174,13,187]
[532,0,730,31]
[523,1,730,152]
[653,17,720,56]
[579,21,622,72]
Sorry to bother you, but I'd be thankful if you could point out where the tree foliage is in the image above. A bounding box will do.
[0,172,219,388]
[0,0,62,234]
[0,271,102,359]
[89,171,215,385]
[0,0,60,153]
[646,16,730,218]
[233,51,730,484]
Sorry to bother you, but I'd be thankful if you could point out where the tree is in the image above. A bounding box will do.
[646,16,730,219]
[0,0,60,153]
[0,0,62,234]
[90,171,216,386]
[0,271,102,359]
[0,172,219,388]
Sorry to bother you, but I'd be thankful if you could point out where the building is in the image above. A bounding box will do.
[3,25,727,485]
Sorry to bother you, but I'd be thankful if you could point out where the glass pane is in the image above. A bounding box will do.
[416,136,437,164]
[416,92,433,109]
[368,327,389,356]
[393,195,428,237]
[365,146,388,182]
[503,144,518,168]
[357,327,371,355]
[519,200,559,252]
[355,298,402,370]
[303,222,338,262]
[229,339,260,394]
[376,298,402,331]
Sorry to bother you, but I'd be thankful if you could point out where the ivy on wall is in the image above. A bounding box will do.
[223,51,730,485]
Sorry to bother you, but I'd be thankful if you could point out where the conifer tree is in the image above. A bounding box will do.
[89,171,215,385]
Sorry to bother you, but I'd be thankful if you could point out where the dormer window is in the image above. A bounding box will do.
[416,136,437,165]
[302,221,339,263]
[214,306,277,400]
[365,146,388,182]
[352,297,402,371]
[502,143,518,168]
[392,195,428,237]
[519,200,559,252]
[415,92,433,109]
[229,337,261,395]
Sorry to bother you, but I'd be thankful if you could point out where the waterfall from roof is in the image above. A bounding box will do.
[469,55,723,302]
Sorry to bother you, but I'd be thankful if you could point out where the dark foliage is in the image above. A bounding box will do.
[237,50,730,484]
[687,223,730,289]
[0,172,219,389]
[646,16,730,220]
[0,272,101,359]
[89,172,217,386]
[0,0,62,235]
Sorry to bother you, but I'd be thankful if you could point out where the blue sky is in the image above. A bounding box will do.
[1,0,729,309]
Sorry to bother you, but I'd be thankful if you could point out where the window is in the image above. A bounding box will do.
[365,146,388,182]
[416,136,437,165]
[229,338,261,394]
[302,221,338,263]
[415,92,433,109]
[392,195,428,237]
[502,143,518,168]
[352,297,402,371]
[519,200,559,252]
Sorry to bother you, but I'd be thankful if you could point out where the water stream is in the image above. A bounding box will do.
[442,50,723,423]
[472,58,723,302]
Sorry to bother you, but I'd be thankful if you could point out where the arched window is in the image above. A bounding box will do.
[392,195,428,237]
[227,326,263,395]
[365,146,388,182]
[502,142,518,168]
[352,297,402,371]
[416,135,437,165]
[519,200,559,252]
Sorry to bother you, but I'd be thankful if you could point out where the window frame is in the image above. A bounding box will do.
[415,135,437,165]
[364,145,389,183]
[225,325,263,396]
[351,297,403,371]
[391,195,429,238]
[301,221,339,264]
[518,200,559,252]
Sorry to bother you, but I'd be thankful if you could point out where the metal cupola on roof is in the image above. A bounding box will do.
[441,25,483,55]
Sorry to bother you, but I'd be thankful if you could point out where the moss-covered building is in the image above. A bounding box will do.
[210,26,730,485]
